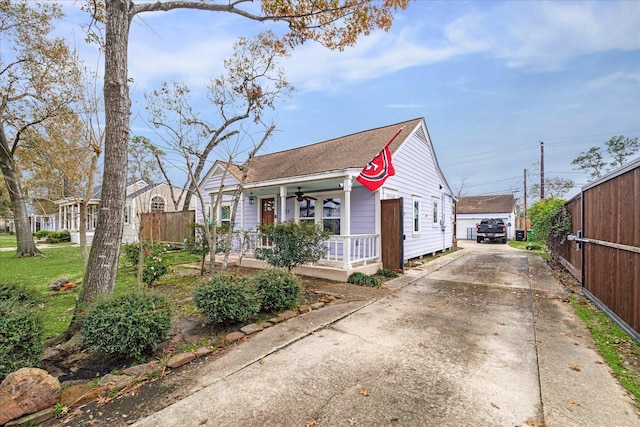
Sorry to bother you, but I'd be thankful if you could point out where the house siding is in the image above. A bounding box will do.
[385,129,454,259]
[350,186,376,235]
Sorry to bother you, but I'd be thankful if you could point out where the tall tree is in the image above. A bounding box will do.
[146,31,292,212]
[606,135,639,168]
[530,177,574,200]
[0,0,82,257]
[571,135,639,180]
[82,0,409,305]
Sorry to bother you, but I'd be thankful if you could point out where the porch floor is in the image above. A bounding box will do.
[213,254,382,282]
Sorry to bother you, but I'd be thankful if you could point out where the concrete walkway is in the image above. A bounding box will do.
[127,242,638,427]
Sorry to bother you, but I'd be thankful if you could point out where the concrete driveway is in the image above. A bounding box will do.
[133,241,639,427]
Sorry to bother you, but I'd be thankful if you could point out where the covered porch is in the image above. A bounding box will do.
[216,231,383,282]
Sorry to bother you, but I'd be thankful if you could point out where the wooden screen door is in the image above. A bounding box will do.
[381,198,403,272]
[261,198,275,226]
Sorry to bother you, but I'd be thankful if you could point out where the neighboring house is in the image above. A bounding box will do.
[455,194,517,240]
[197,117,455,281]
[55,180,190,244]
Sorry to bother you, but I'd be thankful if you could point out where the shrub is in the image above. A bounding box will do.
[46,230,71,243]
[255,221,330,271]
[376,268,399,278]
[254,269,302,312]
[81,291,172,360]
[528,198,572,246]
[192,274,260,325]
[0,283,44,381]
[347,272,381,287]
[34,230,51,239]
[123,243,169,285]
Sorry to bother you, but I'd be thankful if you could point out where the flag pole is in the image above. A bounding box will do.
[384,126,406,149]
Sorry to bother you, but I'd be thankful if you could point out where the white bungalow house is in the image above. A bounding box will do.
[455,194,517,241]
[55,180,190,244]
[197,118,456,281]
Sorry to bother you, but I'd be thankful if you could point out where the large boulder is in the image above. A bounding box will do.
[0,368,60,425]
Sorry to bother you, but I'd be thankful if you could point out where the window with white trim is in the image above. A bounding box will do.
[413,196,421,234]
[299,199,315,224]
[322,197,341,234]
[220,204,231,229]
[432,196,439,227]
[124,205,131,224]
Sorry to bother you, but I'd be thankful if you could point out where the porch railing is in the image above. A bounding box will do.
[225,231,380,270]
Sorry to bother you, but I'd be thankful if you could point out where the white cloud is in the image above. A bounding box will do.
[497,1,640,71]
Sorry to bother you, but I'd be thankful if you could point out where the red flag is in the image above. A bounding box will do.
[356,127,404,192]
[356,145,395,192]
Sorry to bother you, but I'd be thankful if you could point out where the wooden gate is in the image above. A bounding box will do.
[381,198,403,272]
[140,211,195,243]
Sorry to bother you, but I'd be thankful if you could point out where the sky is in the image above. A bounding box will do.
[52,0,640,202]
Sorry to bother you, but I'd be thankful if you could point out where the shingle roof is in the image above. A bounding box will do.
[233,118,423,183]
[456,195,515,214]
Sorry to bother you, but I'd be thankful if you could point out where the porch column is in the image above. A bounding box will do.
[374,187,381,262]
[343,177,352,270]
[279,186,287,223]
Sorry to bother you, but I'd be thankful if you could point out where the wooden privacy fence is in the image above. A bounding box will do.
[551,159,639,342]
[140,211,195,244]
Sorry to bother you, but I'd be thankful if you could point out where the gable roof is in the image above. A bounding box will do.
[226,118,424,183]
[457,195,515,215]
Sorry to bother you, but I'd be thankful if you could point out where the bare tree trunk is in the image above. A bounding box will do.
[221,125,274,270]
[81,0,131,304]
[0,127,40,257]
[79,199,87,263]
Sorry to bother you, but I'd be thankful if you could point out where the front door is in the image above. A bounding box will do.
[381,198,403,272]
[261,198,275,246]
[261,198,275,226]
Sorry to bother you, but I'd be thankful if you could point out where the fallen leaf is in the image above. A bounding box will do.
[567,399,581,406]
[348,418,357,425]
[490,402,500,409]
[418,342,428,348]
[359,389,370,396]
[569,363,582,372]
[524,420,541,426]
[259,359,265,365]
[305,419,317,427]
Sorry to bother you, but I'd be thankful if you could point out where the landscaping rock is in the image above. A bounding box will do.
[240,323,264,335]
[194,347,214,358]
[4,406,56,427]
[0,368,60,425]
[166,352,196,369]
[278,310,298,321]
[311,302,326,310]
[48,277,69,291]
[298,304,312,313]
[268,316,284,324]
[225,331,245,343]
[123,362,163,378]
[98,374,134,390]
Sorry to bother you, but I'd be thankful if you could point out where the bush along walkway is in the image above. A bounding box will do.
[9,291,347,427]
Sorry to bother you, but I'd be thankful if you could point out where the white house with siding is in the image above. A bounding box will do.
[455,195,517,241]
[55,180,190,244]
[197,118,455,281]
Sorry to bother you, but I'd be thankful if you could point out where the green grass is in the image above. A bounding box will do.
[571,295,640,407]
[0,244,201,338]
[0,232,18,249]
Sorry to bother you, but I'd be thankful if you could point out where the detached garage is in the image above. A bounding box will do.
[456,195,517,241]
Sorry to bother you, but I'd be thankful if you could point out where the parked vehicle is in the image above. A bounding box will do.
[476,218,508,244]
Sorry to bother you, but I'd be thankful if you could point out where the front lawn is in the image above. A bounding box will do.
[0,245,201,338]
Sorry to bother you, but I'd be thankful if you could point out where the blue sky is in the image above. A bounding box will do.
[56,0,640,200]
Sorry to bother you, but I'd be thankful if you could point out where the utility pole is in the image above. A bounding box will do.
[540,140,545,199]
[524,168,527,239]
